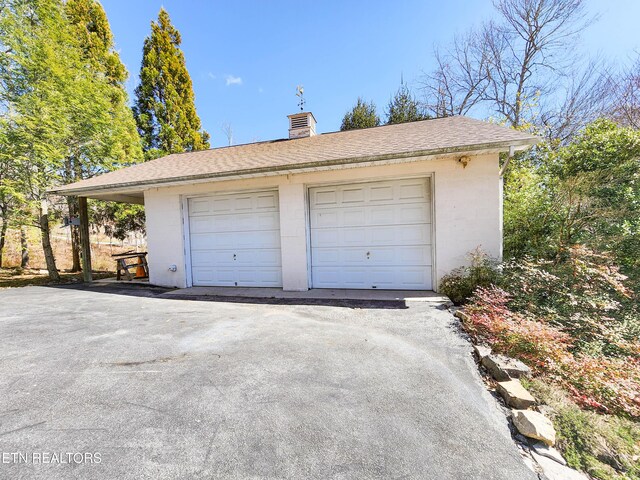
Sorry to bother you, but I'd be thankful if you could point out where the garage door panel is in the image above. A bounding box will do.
[309,178,432,290]
[399,182,428,200]
[342,187,366,203]
[190,250,233,267]
[191,248,282,268]
[311,224,430,247]
[235,212,279,231]
[235,249,281,266]
[310,179,432,209]
[190,212,279,234]
[189,217,211,234]
[191,267,236,286]
[312,210,342,228]
[188,190,282,287]
[256,192,279,209]
[190,191,279,215]
[193,230,279,250]
[312,189,338,206]
[311,266,432,290]
[311,204,430,229]
[232,230,281,249]
[312,267,368,289]
[369,185,394,202]
[189,198,211,215]
[369,267,432,289]
[211,198,233,213]
[311,246,432,267]
[237,268,282,287]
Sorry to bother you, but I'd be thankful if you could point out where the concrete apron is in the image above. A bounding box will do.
[161,286,448,303]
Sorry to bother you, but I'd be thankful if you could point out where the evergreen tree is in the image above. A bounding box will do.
[386,83,428,125]
[63,0,142,271]
[0,0,142,280]
[134,8,209,157]
[340,98,380,131]
[65,0,126,86]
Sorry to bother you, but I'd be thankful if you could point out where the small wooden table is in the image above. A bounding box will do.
[113,251,149,281]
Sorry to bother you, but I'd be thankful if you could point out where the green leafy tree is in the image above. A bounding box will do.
[340,97,380,131]
[0,121,22,268]
[0,0,142,280]
[134,8,209,157]
[63,0,142,271]
[550,120,640,274]
[504,120,640,283]
[0,0,76,280]
[386,83,428,125]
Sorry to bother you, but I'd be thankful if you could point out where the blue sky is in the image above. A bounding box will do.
[101,0,640,148]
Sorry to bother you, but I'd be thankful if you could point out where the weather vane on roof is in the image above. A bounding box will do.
[296,85,305,111]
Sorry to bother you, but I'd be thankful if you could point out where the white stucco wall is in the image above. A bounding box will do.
[143,152,502,291]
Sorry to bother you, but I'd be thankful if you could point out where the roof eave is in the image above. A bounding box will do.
[48,137,539,197]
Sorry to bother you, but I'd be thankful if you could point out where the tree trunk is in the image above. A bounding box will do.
[78,196,92,282]
[39,206,60,282]
[20,226,29,268]
[67,196,81,272]
[0,218,7,269]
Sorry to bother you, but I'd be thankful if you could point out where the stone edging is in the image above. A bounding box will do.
[452,308,592,480]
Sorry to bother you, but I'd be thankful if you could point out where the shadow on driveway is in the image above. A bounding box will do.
[46,282,410,309]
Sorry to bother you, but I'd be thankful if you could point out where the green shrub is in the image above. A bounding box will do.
[459,245,640,417]
[525,379,640,480]
[439,248,500,304]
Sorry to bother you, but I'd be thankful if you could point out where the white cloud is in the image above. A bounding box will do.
[208,72,217,80]
[225,75,242,86]
[258,87,264,93]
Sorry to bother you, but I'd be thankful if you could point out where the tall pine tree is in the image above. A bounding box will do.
[134,8,209,157]
[0,0,142,280]
[63,0,142,271]
[386,83,428,125]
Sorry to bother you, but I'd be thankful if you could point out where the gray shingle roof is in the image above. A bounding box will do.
[50,116,538,195]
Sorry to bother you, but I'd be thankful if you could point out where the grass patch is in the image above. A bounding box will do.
[524,378,640,480]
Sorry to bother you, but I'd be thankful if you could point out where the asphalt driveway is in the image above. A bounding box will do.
[0,285,535,480]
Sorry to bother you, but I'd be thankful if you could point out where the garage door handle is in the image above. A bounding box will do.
[233,254,237,260]
[366,251,370,259]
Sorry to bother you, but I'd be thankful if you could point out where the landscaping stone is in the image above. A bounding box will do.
[453,309,469,322]
[537,404,555,417]
[437,301,454,310]
[531,441,566,466]
[497,379,536,409]
[481,354,531,381]
[473,344,491,360]
[512,410,556,446]
[531,452,589,480]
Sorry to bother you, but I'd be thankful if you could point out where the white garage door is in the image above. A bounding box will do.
[187,190,282,287]
[309,178,433,290]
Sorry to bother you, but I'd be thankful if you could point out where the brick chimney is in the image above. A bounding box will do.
[288,112,317,139]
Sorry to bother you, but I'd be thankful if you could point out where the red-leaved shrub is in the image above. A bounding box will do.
[462,285,640,418]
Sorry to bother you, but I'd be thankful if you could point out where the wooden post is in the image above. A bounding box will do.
[78,196,92,282]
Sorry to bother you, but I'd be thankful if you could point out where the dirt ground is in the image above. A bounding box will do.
[0,268,114,288]
[0,225,145,287]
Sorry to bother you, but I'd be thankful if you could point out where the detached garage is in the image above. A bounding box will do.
[50,114,538,292]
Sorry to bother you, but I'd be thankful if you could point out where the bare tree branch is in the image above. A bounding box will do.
[609,54,640,129]
[420,0,593,136]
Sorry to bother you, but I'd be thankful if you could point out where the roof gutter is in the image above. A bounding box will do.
[49,138,539,196]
